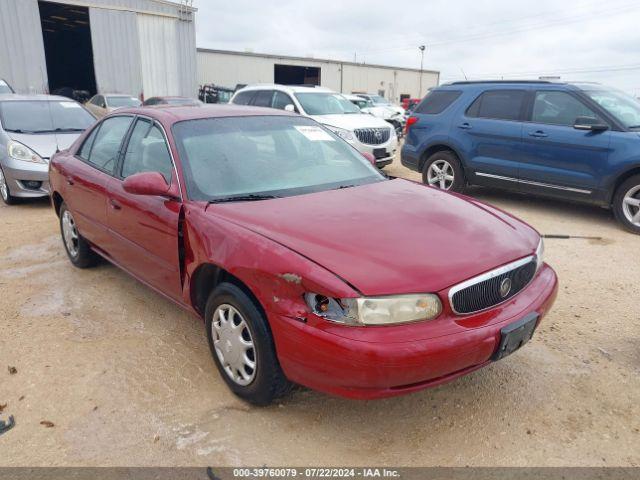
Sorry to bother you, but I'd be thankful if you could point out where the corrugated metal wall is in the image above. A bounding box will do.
[0,0,48,94]
[197,49,440,103]
[0,0,197,98]
[90,8,143,96]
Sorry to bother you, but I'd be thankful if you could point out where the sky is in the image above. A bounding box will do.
[193,0,640,96]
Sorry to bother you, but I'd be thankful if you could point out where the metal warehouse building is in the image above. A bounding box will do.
[197,49,440,103]
[0,0,197,99]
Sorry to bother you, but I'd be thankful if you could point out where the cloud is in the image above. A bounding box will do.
[194,0,640,95]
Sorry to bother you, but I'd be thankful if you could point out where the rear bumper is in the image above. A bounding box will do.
[1,158,50,198]
[269,264,558,400]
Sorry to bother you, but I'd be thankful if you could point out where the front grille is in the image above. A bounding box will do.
[450,257,537,315]
[354,127,391,145]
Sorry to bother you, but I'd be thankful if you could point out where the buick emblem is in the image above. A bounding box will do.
[374,130,383,140]
[499,278,512,298]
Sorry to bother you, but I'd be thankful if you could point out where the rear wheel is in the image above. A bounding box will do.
[0,167,18,205]
[205,283,291,405]
[613,174,640,234]
[421,150,465,193]
[59,203,99,268]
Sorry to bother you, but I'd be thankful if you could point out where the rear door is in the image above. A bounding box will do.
[456,89,527,187]
[106,117,183,300]
[65,115,133,249]
[519,89,611,201]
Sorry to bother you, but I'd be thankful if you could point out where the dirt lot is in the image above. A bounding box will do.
[1,155,639,467]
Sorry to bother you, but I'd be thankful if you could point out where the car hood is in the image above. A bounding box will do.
[208,179,539,296]
[7,132,82,160]
[311,113,392,131]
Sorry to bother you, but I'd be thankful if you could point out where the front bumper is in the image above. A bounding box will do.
[269,264,558,399]
[350,134,398,168]
[1,157,50,198]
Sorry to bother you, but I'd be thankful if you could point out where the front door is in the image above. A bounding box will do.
[519,90,612,202]
[106,117,183,300]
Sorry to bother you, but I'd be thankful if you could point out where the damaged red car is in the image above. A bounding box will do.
[49,105,558,405]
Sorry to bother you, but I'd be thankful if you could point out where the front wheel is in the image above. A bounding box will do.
[613,174,640,234]
[205,283,291,405]
[0,167,18,205]
[421,151,465,193]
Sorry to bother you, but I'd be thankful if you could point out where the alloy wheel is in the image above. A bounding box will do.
[211,304,257,386]
[0,168,8,201]
[62,210,80,258]
[622,184,640,227]
[427,159,455,190]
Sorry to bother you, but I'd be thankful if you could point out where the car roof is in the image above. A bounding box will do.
[0,94,77,102]
[238,84,334,94]
[103,93,137,97]
[343,94,366,100]
[115,104,299,124]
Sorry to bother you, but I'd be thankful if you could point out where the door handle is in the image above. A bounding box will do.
[109,199,122,211]
[458,123,472,130]
[529,130,548,138]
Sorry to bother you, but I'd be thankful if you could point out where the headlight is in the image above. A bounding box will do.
[326,126,354,142]
[535,238,545,272]
[304,293,442,326]
[7,140,45,164]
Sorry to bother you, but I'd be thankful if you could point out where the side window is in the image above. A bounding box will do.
[532,91,601,126]
[466,90,526,121]
[121,119,173,183]
[145,98,157,106]
[232,90,255,105]
[77,126,100,160]
[414,90,462,115]
[86,116,132,172]
[272,91,294,110]
[253,90,274,108]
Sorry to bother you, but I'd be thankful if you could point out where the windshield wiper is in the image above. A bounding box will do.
[207,194,280,205]
[52,128,86,133]
[4,128,38,134]
[334,184,356,190]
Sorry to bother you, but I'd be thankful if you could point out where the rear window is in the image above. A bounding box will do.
[0,100,95,133]
[414,90,462,114]
[466,90,526,121]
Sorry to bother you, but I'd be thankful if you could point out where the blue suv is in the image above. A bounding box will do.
[401,81,640,234]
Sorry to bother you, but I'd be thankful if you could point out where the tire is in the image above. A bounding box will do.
[205,283,291,406]
[421,150,465,193]
[613,174,640,234]
[0,166,18,205]
[59,202,99,268]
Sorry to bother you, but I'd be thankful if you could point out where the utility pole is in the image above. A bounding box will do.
[418,45,426,98]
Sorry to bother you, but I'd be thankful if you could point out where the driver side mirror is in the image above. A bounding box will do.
[362,152,377,167]
[123,171,178,198]
[284,104,296,112]
[574,116,609,132]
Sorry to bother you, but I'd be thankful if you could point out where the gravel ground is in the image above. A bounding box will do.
[0,154,639,467]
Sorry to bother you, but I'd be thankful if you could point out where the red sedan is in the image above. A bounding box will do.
[49,105,558,405]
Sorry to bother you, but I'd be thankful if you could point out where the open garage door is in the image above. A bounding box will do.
[38,1,97,98]
[274,65,320,86]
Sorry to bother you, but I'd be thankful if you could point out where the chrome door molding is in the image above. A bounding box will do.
[475,172,592,195]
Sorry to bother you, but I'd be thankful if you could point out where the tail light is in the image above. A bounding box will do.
[405,116,418,134]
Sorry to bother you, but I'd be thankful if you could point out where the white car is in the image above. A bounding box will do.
[345,94,406,137]
[231,85,398,167]
[355,93,406,117]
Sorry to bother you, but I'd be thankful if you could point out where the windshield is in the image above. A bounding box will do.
[0,80,12,94]
[294,93,360,115]
[173,116,384,201]
[370,95,390,105]
[351,99,371,109]
[108,96,141,108]
[0,100,95,133]
[583,88,640,129]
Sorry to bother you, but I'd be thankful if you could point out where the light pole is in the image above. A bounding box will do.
[418,45,426,98]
